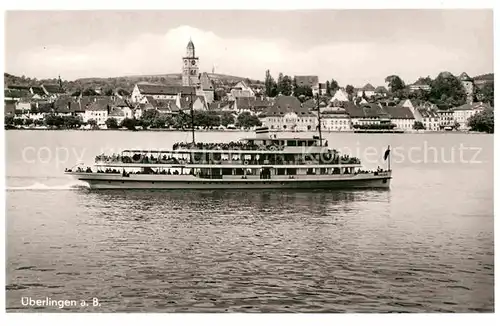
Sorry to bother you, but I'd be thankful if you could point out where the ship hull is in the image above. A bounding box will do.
[67,172,392,190]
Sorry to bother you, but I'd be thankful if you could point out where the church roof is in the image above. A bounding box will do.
[200,72,213,90]
[136,84,196,96]
[187,39,195,49]
[42,84,65,94]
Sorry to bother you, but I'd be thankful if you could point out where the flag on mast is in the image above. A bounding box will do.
[384,145,391,160]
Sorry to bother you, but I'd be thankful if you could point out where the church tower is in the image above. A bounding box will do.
[182,39,199,87]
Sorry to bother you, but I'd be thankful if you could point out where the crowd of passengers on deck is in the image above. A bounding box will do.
[173,141,261,151]
[95,154,186,164]
[94,153,361,165]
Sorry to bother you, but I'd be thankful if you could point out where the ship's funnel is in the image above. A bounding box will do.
[255,126,270,139]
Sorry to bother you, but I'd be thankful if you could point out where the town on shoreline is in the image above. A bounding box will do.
[4,40,494,134]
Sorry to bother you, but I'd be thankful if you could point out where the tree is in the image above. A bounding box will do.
[468,108,494,133]
[330,79,339,93]
[87,119,98,129]
[105,117,119,129]
[220,111,234,127]
[194,111,221,129]
[346,85,354,100]
[277,74,293,96]
[24,118,34,126]
[385,75,406,93]
[120,118,137,131]
[293,85,313,101]
[236,112,262,129]
[475,82,494,105]
[264,70,278,97]
[103,88,114,96]
[430,72,467,107]
[140,109,159,128]
[326,81,331,95]
[413,121,425,130]
[151,116,167,129]
[82,88,99,96]
[4,115,14,126]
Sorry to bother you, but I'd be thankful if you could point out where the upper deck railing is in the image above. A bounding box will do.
[94,153,361,166]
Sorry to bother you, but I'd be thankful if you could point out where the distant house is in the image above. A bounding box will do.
[417,108,440,131]
[321,106,351,131]
[84,98,112,125]
[234,97,273,114]
[344,102,390,127]
[113,98,133,119]
[261,95,317,131]
[318,83,328,96]
[409,78,432,92]
[330,89,349,103]
[356,83,376,98]
[437,110,455,129]
[294,75,319,95]
[382,105,415,131]
[108,108,127,124]
[374,86,388,97]
[453,102,491,130]
[199,72,215,104]
[15,99,32,112]
[131,83,196,103]
[230,81,255,99]
[30,86,46,99]
[147,97,179,114]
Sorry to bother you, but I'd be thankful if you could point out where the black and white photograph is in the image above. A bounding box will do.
[2,2,496,323]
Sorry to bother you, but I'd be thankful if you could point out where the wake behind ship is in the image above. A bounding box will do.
[65,127,392,190]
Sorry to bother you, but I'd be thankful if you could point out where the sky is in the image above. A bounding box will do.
[4,10,493,87]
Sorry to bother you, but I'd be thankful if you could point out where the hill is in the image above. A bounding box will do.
[4,72,262,95]
[473,73,494,82]
[74,73,260,89]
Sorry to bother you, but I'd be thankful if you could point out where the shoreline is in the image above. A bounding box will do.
[4,127,487,134]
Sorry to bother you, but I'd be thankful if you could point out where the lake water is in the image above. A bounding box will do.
[5,130,494,312]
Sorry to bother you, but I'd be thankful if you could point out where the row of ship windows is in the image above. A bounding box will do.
[108,181,295,185]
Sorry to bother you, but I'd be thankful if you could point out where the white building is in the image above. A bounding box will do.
[437,110,456,129]
[383,105,415,131]
[230,81,255,98]
[356,83,376,98]
[84,102,109,125]
[418,109,440,130]
[320,107,351,131]
[264,112,317,132]
[131,84,196,103]
[330,89,349,103]
[453,102,490,130]
[261,95,317,131]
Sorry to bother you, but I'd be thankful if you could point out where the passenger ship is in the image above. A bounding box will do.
[65,125,392,190]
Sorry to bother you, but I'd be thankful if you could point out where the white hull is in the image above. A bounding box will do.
[67,172,392,190]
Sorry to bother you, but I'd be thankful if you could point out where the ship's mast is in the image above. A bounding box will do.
[188,73,195,145]
[316,92,323,146]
